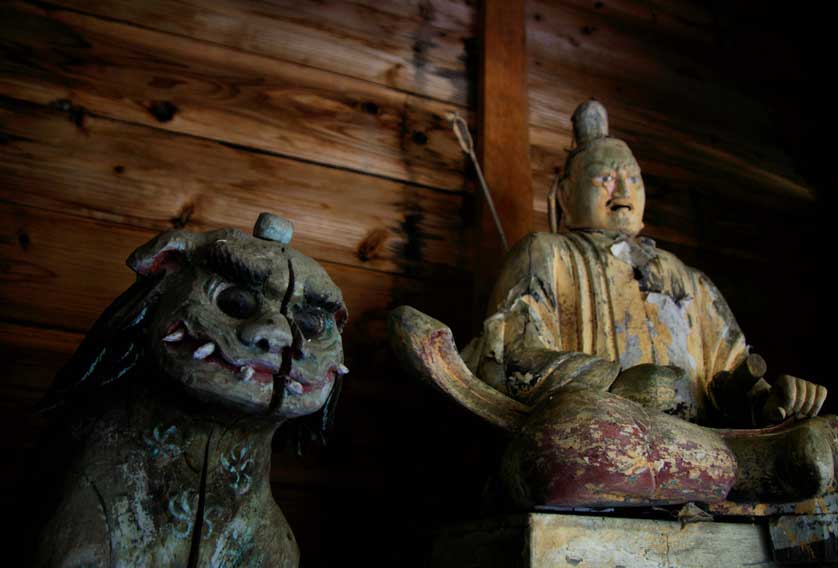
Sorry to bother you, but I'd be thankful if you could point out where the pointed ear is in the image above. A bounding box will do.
[127,230,199,276]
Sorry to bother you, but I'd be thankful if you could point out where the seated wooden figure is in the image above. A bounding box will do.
[391,101,836,511]
[35,213,348,567]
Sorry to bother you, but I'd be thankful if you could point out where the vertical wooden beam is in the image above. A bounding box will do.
[475,0,532,318]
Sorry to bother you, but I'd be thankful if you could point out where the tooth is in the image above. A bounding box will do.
[239,366,255,382]
[193,342,215,360]
[285,380,304,395]
[337,364,350,376]
[162,329,185,342]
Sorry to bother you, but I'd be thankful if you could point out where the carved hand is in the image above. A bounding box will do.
[762,375,827,422]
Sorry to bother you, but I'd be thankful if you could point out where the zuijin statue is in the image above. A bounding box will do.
[391,101,835,510]
[36,213,347,566]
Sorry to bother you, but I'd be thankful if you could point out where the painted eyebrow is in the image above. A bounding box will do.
[205,243,270,287]
[303,290,344,313]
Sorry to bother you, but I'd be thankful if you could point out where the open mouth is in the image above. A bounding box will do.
[609,202,633,212]
[161,320,346,403]
[162,320,297,391]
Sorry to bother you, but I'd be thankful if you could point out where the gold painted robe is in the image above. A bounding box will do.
[463,231,749,417]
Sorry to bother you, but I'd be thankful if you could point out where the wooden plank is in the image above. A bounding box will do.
[0,2,468,191]
[524,0,792,168]
[478,0,533,251]
[472,0,532,321]
[524,0,815,209]
[0,203,470,338]
[53,0,478,106]
[770,514,838,563]
[552,0,717,44]
[0,98,470,279]
[529,514,776,567]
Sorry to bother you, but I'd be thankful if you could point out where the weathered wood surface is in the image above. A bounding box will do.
[0,2,468,191]
[770,514,838,564]
[479,0,532,249]
[389,306,530,431]
[430,514,777,567]
[529,514,776,567]
[51,0,478,106]
[0,203,469,336]
[525,0,803,183]
[0,98,469,278]
[476,0,533,300]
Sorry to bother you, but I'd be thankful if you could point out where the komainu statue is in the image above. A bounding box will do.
[36,213,347,566]
[391,101,835,511]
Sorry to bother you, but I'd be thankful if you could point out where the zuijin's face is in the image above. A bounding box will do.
[560,139,645,236]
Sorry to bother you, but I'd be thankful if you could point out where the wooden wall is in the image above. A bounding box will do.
[0,1,826,565]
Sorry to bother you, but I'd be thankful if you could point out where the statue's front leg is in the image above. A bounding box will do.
[501,389,737,509]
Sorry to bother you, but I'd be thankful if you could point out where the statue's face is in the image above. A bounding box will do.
[143,234,346,419]
[559,139,645,236]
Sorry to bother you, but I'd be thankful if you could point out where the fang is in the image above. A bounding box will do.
[285,380,304,395]
[240,366,255,382]
[193,342,216,360]
[162,329,185,342]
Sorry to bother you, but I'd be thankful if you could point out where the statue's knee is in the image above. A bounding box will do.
[502,390,736,507]
[502,390,657,507]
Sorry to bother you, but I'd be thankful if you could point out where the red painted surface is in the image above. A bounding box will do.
[507,390,737,507]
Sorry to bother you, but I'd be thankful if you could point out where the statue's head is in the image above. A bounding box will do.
[556,100,645,236]
[126,213,347,419]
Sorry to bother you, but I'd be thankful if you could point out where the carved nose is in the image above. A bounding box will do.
[238,316,293,353]
[613,177,629,197]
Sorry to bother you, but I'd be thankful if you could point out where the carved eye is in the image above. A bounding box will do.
[599,174,614,183]
[628,176,640,184]
[294,307,331,340]
[217,286,258,319]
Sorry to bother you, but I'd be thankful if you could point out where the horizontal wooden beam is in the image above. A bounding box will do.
[52,0,477,106]
[0,99,469,279]
[0,2,468,191]
[0,203,471,337]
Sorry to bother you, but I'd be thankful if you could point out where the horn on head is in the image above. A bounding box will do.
[253,212,294,245]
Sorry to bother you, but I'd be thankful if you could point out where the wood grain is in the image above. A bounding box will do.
[525,0,800,182]
[0,203,470,339]
[478,0,533,250]
[0,2,469,191]
[0,98,470,278]
[472,0,533,321]
[530,514,775,567]
[52,0,478,106]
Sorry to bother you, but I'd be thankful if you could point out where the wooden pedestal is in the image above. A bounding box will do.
[429,513,777,567]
